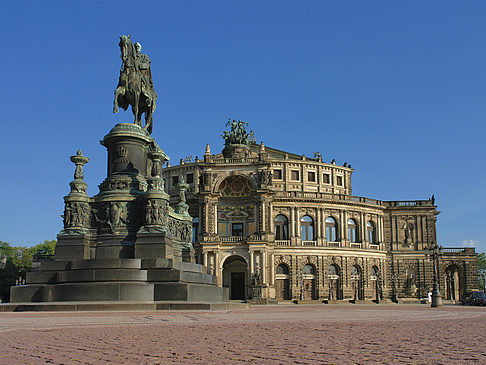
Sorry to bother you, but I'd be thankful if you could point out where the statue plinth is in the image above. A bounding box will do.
[222,144,250,159]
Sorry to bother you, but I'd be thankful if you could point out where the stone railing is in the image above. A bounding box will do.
[327,241,341,248]
[274,191,383,206]
[220,236,245,243]
[442,247,476,254]
[383,200,434,207]
[350,242,362,248]
[275,240,291,246]
[207,157,260,164]
[302,241,317,246]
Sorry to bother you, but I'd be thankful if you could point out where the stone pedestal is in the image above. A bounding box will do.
[222,144,250,158]
[10,123,227,307]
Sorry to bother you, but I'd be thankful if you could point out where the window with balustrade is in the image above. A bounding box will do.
[300,215,314,241]
[326,216,338,242]
[274,214,289,240]
[347,218,358,243]
[367,221,377,243]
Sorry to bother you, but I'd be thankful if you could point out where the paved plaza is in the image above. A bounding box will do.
[0,304,485,364]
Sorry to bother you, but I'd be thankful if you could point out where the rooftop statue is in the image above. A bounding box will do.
[113,35,157,134]
[221,118,250,146]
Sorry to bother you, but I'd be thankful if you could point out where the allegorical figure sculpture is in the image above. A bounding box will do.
[113,35,157,134]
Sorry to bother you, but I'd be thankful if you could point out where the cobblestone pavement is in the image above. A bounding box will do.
[0,304,485,364]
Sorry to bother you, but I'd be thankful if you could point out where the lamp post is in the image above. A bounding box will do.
[328,274,333,301]
[446,271,453,300]
[299,269,304,301]
[427,241,442,307]
[376,272,382,303]
[391,272,398,303]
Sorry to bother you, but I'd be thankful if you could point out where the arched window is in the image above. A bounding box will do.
[300,215,314,241]
[328,265,339,276]
[303,264,315,275]
[192,217,199,242]
[326,217,337,242]
[347,218,357,243]
[274,215,289,240]
[367,221,377,243]
[371,266,379,278]
[351,265,361,278]
[276,263,290,275]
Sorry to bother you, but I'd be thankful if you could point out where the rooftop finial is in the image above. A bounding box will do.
[205,144,211,155]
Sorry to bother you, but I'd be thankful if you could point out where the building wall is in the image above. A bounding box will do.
[163,143,477,301]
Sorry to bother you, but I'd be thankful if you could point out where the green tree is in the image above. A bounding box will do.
[0,240,57,302]
[30,240,56,256]
[478,252,486,291]
[0,241,17,302]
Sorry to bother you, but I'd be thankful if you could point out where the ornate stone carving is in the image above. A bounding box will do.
[145,199,169,226]
[168,217,192,242]
[221,119,250,146]
[63,202,90,228]
[107,202,127,233]
[175,177,190,215]
[67,149,89,195]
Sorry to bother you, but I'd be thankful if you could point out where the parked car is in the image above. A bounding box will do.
[461,291,486,306]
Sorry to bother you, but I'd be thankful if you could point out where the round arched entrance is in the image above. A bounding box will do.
[222,255,248,300]
[351,265,363,301]
[445,265,462,301]
[328,264,341,300]
[302,264,316,300]
[275,263,291,300]
[370,266,380,302]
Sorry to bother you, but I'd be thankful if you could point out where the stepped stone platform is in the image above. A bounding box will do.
[0,301,246,312]
[11,259,227,303]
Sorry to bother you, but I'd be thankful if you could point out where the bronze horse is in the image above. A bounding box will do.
[113,35,156,134]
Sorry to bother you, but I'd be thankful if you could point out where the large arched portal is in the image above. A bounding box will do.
[445,265,462,301]
[222,255,248,300]
[275,263,291,300]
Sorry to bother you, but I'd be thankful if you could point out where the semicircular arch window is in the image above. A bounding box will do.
[218,176,253,197]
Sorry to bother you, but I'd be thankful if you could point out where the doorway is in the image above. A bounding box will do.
[222,255,248,300]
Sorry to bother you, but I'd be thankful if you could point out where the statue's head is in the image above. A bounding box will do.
[135,42,142,53]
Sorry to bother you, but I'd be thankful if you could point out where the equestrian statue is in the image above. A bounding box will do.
[113,35,157,134]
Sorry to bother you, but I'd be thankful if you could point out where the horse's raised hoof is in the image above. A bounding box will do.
[113,106,119,113]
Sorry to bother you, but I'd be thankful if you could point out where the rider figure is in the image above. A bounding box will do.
[134,42,154,106]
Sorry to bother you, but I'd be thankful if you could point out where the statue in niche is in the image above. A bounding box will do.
[113,35,157,134]
[402,222,414,244]
[252,266,262,286]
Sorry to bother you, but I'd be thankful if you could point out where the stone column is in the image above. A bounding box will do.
[322,208,327,242]
[268,202,274,234]
[289,207,294,238]
[296,208,300,243]
[262,251,267,284]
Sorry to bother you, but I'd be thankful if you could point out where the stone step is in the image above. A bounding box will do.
[147,269,216,285]
[10,282,155,302]
[0,301,248,312]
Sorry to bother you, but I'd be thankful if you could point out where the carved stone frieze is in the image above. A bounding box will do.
[63,202,90,228]
[168,217,192,242]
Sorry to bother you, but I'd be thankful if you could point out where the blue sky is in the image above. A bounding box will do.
[1,1,485,252]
